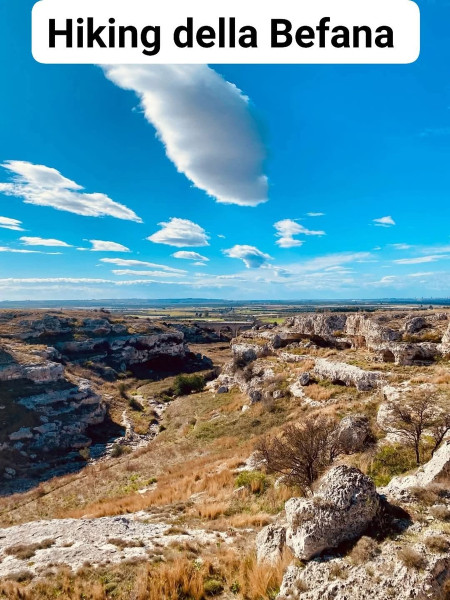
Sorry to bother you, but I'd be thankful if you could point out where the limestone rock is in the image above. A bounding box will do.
[256,524,286,564]
[298,372,311,386]
[402,316,427,335]
[335,414,372,453]
[285,466,379,560]
[231,341,271,366]
[277,547,449,600]
[313,358,383,391]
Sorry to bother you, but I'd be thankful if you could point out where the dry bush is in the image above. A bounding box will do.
[425,535,450,553]
[257,415,341,490]
[196,501,228,520]
[350,536,380,564]
[397,547,426,570]
[430,505,450,522]
[4,538,55,560]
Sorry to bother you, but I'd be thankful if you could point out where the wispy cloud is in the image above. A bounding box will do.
[148,218,209,247]
[100,258,186,273]
[274,219,325,248]
[0,216,23,231]
[86,240,130,252]
[394,254,449,264]
[391,243,412,250]
[223,245,272,268]
[0,161,141,222]
[306,212,325,217]
[111,269,184,278]
[172,251,209,262]
[20,236,72,247]
[373,216,396,227]
[103,65,268,207]
[0,246,61,254]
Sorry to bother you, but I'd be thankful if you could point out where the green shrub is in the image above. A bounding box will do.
[128,396,143,411]
[110,443,125,458]
[368,444,416,486]
[235,470,267,494]
[173,374,205,396]
[79,447,90,461]
[203,578,224,596]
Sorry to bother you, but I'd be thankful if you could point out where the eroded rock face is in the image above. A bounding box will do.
[0,347,106,471]
[285,466,379,560]
[313,358,383,391]
[279,312,447,366]
[334,414,372,453]
[231,341,272,366]
[277,547,450,600]
[256,524,286,564]
[402,316,427,335]
[284,314,348,346]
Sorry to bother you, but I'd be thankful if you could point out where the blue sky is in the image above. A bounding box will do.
[0,0,450,300]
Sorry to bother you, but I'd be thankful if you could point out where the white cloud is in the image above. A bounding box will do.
[274,219,325,248]
[368,275,398,285]
[20,236,72,247]
[148,218,209,247]
[373,216,396,227]
[0,161,141,222]
[172,251,209,262]
[394,255,448,265]
[100,258,185,273]
[88,240,130,252]
[112,269,184,278]
[193,261,207,266]
[103,65,268,207]
[0,216,23,231]
[391,243,412,250]
[306,212,325,217]
[223,245,272,268]
[0,246,61,254]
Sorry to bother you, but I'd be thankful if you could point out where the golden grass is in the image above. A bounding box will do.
[0,548,292,600]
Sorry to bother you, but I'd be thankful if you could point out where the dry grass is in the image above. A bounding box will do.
[397,546,426,570]
[0,548,291,600]
[305,384,335,402]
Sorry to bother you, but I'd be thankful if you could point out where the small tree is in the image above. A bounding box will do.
[383,390,449,465]
[256,415,341,491]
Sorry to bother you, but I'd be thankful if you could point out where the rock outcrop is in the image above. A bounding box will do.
[0,345,106,481]
[285,466,379,560]
[313,358,383,391]
[0,512,230,577]
[256,466,379,564]
[279,312,448,365]
[277,546,449,600]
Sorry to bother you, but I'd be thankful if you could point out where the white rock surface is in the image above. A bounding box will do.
[285,466,379,560]
[0,513,229,577]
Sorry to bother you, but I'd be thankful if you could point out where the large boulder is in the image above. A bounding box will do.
[285,466,379,560]
[313,358,383,391]
[335,414,372,453]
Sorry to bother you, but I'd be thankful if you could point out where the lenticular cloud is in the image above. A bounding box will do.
[104,65,268,207]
